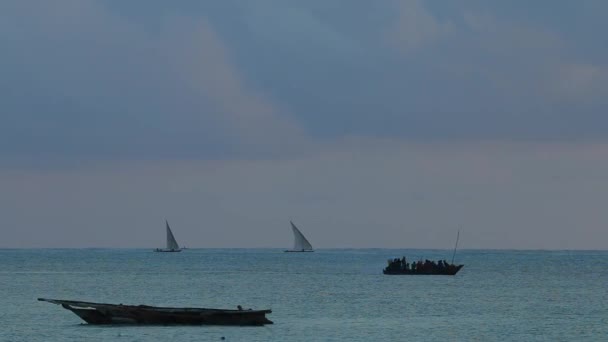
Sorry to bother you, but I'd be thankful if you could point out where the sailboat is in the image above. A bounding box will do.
[284,221,314,252]
[154,220,182,252]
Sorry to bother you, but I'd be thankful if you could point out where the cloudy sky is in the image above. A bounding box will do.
[1,0,607,249]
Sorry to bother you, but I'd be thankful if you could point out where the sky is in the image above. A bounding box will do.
[1,0,607,249]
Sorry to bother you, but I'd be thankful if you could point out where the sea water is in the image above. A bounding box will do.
[0,249,606,341]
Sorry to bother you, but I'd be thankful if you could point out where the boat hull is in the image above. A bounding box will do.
[154,249,182,252]
[383,265,464,275]
[283,250,314,253]
[39,298,273,326]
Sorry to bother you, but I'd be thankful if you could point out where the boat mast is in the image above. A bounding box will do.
[451,230,460,264]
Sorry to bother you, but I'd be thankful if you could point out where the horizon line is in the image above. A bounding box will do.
[0,247,606,252]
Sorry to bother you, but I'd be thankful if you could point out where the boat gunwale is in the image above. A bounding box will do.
[38,298,272,314]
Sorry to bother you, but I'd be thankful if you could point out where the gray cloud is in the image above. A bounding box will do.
[386,0,453,53]
[3,0,608,162]
[0,0,306,160]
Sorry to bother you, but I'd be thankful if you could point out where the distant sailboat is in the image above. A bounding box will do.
[154,220,182,252]
[284,221,314,252]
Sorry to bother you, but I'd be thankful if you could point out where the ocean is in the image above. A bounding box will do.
[1,249,606,341]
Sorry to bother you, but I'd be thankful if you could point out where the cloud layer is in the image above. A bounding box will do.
[2,0,608,161]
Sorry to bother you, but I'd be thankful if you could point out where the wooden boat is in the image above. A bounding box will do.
[383,231,464,276]
[284,221,314,252]
[154,220,182,252]
[38,298,273,326]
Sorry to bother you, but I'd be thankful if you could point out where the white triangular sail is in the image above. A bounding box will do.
[290,221,313,251]
[165,220,180,250]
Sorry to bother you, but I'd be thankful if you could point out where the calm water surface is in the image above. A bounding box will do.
[1,249,606,341]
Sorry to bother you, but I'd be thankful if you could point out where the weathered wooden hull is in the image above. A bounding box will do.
[383,264,464,275]
[39,298,273,326]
